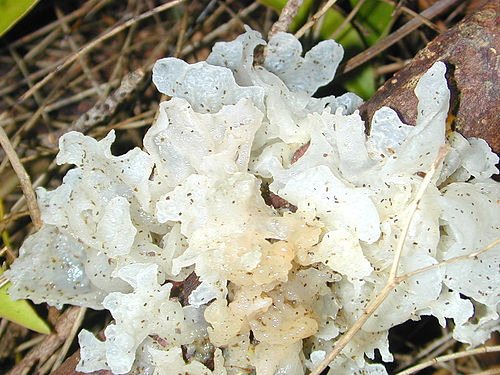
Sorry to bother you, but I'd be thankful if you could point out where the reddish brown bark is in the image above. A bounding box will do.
[359,0,499,153]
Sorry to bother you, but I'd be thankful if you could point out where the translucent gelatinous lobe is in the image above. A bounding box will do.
[6,27,500,375]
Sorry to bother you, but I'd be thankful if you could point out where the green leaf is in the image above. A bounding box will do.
[318,8,376,99]
[258,0,314,32]
[319,7,365,53]
[0,0,40,38]
[349,0,395,46]
[0,269,51,334]
[342,65,376,100]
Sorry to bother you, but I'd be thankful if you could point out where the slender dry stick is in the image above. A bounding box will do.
[54,6,105,100]
[410,332,454,365]
[8,47,50,123]
[0,210,30,233]
[0,118,42,231]
[471,369,500,375]
[330,0,365,40]
[0,79,120,129]
[398,236,500,283]
[103,18,138,98]
[269,0,305,37]
[38,352,58,375]
[378,0,441,32]
[7,306,81,375]
[180,2,260,56]
[0,103,51,175]
[19,0,185,103]
[395,346,500,375]
[51,307,87,371]
[0,28,153,98]
[310,146,448,375]
[14,335,46,353]
[295,0,339,38]
[388,146,449,280]
[174,5,189,57]
[0,58,62,97]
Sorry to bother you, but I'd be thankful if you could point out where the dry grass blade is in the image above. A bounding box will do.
[310,145,449,375]
[387,146,449,281]
[329,0,365,40]
[180,2,260,58]
[398,236,500,283]
[69,68,145,135]
[0,210,29,234]
[7,0,101,49]
[471,369,500,375]
[395,345,500,375]
[6,307,81,375]
[50,307,86,372]
[0,275,8,288]
[0,115,42,231]
[54,6,105,100]
[19,0,185,103]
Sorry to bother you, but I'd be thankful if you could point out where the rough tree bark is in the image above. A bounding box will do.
[358,0,499,153]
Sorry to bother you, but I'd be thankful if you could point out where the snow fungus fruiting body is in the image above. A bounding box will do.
[5,27,500,375]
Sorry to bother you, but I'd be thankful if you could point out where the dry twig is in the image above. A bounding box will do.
[311,141,499,375]
[269,0,304,37]
[51,307,87,372]
[396,345,500,375]
[0,115,42,231]
[311,146,449,375]
[295,0,339,38]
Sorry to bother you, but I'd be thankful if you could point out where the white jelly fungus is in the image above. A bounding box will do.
[6,27,499,375]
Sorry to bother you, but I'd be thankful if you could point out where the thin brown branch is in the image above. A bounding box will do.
[397,236,500,284]
[174,6,189,57]
[54,6,105,100]
[51,307,86,372]
[7,0,102,49]
[14,335,45,353]
[0,104,49,176]
[180,2,260,57]
[395,346,500,375]
[103,16,138,98]
[295,0,339,38]
[0,117,42,231]
[269,0,304,37]
[388,145,449,281]
[8,47,49,122]
[310,146,448,375]
[0,210,30,234]
[330,0,365,40]
[0,0,101,86]
[77,69,144,131]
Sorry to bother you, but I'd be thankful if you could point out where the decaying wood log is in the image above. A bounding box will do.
[359,0,499,153]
